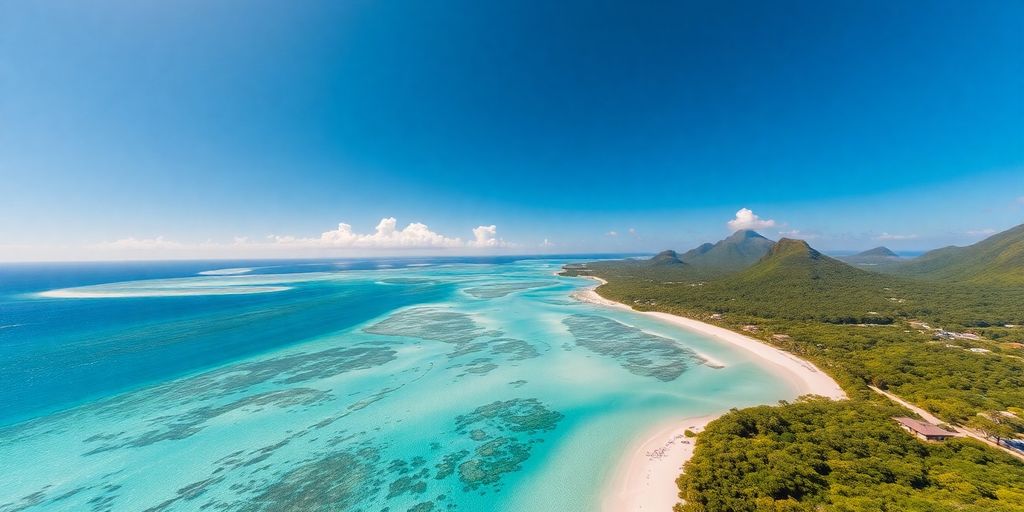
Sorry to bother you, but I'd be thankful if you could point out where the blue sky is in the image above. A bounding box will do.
[1,0,1022,260]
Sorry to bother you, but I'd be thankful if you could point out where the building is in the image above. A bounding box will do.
[894,417,959,441]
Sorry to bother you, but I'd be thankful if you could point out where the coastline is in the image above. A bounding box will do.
[601,414,717,512]
[574,276,846,512]
[572,278,844,400]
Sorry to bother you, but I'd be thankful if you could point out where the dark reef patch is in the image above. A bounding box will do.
[435,451,469,480]
[447,338,539,365]
[457,437,530,490]
[236,447,384,512]
[407,501,435,512]
[451,398,563,492]
[364,308,493,345]
[455,399,563,436]
[387,468,430,499]
[0,344,397,447]
[455,358,499,377]
[85,388,331,454]
[563,314,706,381]
[489,339,540,361]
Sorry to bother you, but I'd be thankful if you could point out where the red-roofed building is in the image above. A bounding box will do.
[894,417,959,441]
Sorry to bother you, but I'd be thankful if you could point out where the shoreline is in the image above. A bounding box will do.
[601,414,717,512]
[573,278,844,400]
[573,276,845,512]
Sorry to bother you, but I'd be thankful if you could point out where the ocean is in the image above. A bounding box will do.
[0,257,796,511]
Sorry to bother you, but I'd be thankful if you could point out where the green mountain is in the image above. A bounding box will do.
[726,238,882,287]
[649,249,685,265]
[576,229,1024,325]
[679,230,775,271]
[690,238,916,323]
[681,242,714,259]
[575,234,1024,512]
[840,246,902,266]
[859,246,899,258]
[887,223,1024,285]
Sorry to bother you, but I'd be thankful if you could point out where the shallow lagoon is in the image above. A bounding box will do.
[0,259,797,511]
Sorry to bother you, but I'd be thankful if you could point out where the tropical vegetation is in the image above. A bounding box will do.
[566,223,1024,510]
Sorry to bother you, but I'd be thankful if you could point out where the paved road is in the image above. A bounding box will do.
[869,385,1024,462]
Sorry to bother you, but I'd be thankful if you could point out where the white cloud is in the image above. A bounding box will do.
[628,228,637,237]
[468,224,508,248]
[606,231,618,237]
[727,208,776,231]
[966,228,996,236]
[103,236,182,249]
[540,238,554,248]
[327,217,462,248]
[876,232,918,241]
[272,217,486,249]
[14,218,514,261]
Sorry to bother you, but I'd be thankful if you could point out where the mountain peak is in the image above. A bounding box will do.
[690,242,715,255]
[858,246,899,258]
[733,238,869,285]
[726,229,767,242]
[679,230,775,271]
[769,238,820,259]
[650,249,684,265]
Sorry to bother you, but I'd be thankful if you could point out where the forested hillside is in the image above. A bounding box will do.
[567,224,1024,511]
[677,398,1024,512]
[678,229,775,271]
[880,224,1024,284]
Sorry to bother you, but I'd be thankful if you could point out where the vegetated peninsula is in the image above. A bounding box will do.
[564,224,1024,511]
[880,223,1024,285]
[858,246,900,258]
[840,246,902,266]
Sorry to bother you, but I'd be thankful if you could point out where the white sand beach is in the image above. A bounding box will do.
[574,277,846,512]
[573,279,844,401]
[601,414,717,512]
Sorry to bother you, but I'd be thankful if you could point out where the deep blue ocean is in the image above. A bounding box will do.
[2,257,613,424]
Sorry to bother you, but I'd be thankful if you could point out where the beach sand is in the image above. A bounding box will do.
[601,414,717,512]
[574,277,845,512]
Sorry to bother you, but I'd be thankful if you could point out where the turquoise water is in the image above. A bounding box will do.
[0,259,796,511]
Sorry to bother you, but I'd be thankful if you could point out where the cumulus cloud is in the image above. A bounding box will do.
[268,217,507,249]
[540,238,554,248]
[59,218,512,261]
[876,232,918,241]
[727,208,776,231]
[606,231,618,237]
[468,224,508,248]
[320,217,463,248]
